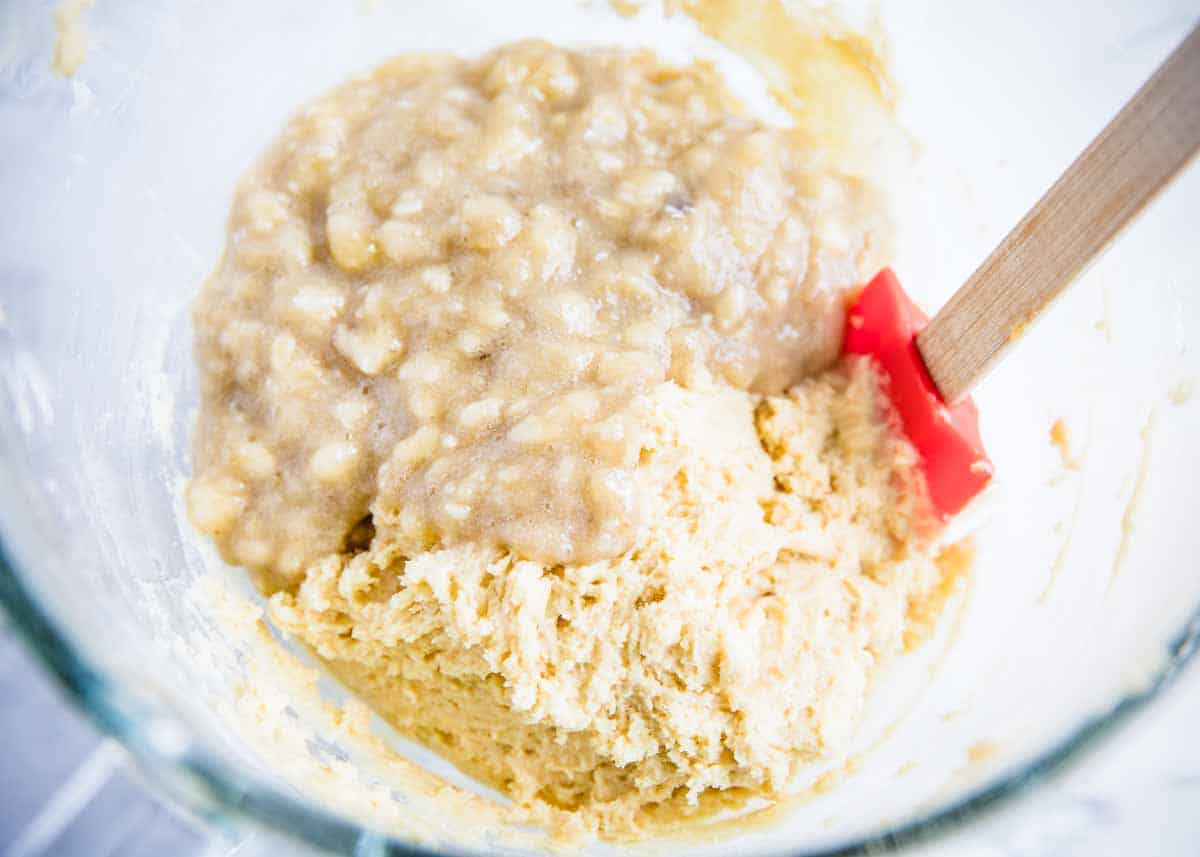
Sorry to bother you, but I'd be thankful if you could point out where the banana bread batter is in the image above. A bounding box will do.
[189,41,943,836]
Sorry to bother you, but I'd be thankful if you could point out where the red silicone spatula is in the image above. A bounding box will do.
[844,24,1200,522]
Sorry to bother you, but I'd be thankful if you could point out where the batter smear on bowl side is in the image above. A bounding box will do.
[188,41,957,836]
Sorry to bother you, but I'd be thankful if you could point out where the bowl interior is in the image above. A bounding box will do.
[1,1,1199,854]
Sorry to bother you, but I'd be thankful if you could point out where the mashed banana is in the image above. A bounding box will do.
[189,41,888,579]
[189,41,943,837]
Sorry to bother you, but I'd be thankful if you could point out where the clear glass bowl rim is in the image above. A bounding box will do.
[1,521,1199,856]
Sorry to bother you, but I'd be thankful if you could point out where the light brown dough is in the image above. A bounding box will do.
[189,41,943,838]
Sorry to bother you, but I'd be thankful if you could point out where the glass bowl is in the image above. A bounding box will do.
[1,1,1198,854]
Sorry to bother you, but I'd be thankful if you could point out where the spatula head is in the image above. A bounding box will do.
[844,269,992,521]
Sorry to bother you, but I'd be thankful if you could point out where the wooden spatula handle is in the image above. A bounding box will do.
[917,24,1200,404]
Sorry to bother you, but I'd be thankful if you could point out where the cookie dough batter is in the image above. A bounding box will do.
[189,41,943,836]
